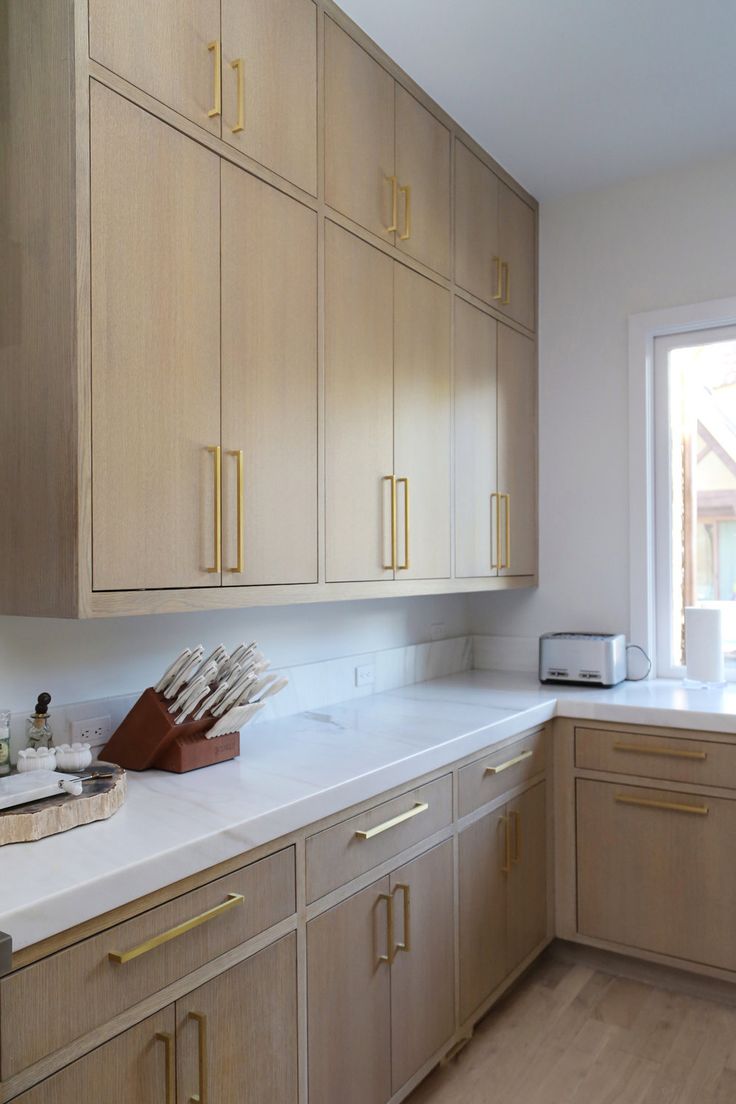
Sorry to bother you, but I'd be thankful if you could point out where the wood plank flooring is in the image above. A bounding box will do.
[406,952,736,1103]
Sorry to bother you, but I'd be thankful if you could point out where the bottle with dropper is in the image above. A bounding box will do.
[26,692,53,750]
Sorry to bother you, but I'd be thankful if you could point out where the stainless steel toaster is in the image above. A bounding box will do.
[539,632,626,687]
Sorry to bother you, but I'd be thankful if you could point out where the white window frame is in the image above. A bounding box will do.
[629,297,736,679]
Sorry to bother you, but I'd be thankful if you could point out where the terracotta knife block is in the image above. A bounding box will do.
[101,687,240,774]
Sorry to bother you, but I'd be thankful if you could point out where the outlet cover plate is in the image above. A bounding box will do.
[70,715,112,748]
[355,664,375,688]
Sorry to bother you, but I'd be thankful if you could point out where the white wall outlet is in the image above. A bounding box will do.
[355,664,375,688]
[430,622,445,641]
[69,715,112,749]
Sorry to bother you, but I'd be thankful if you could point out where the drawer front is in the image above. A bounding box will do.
[0,846,295,1079]
[306,776,452,903]
[458,728,546,818]
[577,779,736,972]
[575,726,736,790]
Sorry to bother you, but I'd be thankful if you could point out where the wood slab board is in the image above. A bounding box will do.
[0,763,126,845]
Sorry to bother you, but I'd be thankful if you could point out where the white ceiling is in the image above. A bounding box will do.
[336,0,736,200]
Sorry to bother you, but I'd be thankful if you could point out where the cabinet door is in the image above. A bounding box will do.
[176,935,298,1104]
[221,164,318,586]
[454,299,498,578]
[88,0,221,137]
[458,808,508,1023]
[498,182,536,331]
[394,264,451,580]
[578,780,736,972]
[222,0,317,194]
[12,1008,175,1104]
[497,324,537,577]
[507,781,548,972]
[91,84,221,591]
[325,19,396,242]
[308,878,392,1104]
[395,87,451,276]
[454,140,499,305]
[390,841,455,1093]
[325,223,395,582]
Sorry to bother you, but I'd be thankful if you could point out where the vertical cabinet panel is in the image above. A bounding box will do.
[12,1009,176,1104]
[176,936,298,1104]
[91,83,221,591]
[498,324,537,577]
[325,19,395,242]
[454,299,498,578]
[221,165,318,586]
[390,841,455,1092]
[498,183,536,331]
[459,809,508,1022]
[395,87,451,276]
[308,878,392,1104]
[454,140,499,304]
[394,266,451,580]
[222,0,317,194]
[507,781,548,972]
[325,224,395,583]
[88,0,221,137]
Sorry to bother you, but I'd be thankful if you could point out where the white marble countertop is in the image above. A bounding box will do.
[3,670,736,952]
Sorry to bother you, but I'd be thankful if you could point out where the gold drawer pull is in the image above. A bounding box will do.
[613,741,707,761]
[615,794,709,816]
[155,1032,175,1104]
[499,814,511,874]
[355,801,428,840]
[383,474,397,570]
[230,58,245,133]
[399,184,412,240]
[492,256,503,301]
[501,260,511,304]
[205,445,222,574]
[376,891,395,965]
[188,1011,209,1104]
[397,476,409,570]
[207,41,221,119]
[109,893,243,964]
[227,448,245,574]
[393,883,411,954]
[385,175,399,233]
[485,748,533,776]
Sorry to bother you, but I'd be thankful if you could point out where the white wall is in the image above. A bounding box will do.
[0,595,469,713]
[471,152,736,644]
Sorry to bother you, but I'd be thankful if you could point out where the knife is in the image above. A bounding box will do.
[176,682,211,723]
[192,679,232,721]
[164,648,204,699]
[168,674,207,716]
[211,670,258,717]
[194,645,227,680]
[206,701,265,740]
[154,649,192,695]
[251,676,289,704]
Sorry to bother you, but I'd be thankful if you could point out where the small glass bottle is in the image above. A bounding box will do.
[0,711,10,776]
[26,692,53,751]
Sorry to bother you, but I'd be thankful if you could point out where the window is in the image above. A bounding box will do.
[654,325,736,677]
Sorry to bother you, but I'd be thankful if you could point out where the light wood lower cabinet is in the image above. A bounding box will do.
[308,841,455,1104]
[459,781,547,1023]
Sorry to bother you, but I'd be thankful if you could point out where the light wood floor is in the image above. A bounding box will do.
[406,951,736,1103]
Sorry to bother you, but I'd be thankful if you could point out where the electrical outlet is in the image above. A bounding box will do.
[355,664,375,688]
[430,622,445,641]
[69,715,112,749]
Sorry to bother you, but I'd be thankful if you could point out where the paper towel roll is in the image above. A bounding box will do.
[685,607,724,685]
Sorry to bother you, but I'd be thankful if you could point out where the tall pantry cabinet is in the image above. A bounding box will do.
[0,0,537,618]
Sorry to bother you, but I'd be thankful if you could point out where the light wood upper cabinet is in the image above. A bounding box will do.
[88,0,222,136]
[325,18,396,242]
[395,87,451,276]
[498,182,536,331]
[325,223,395,583]
[90,83,222,592]
[394,266,451,580]
[498,323,537,577]
[176,935,298,1104]
[221,164,318,586]
[454,299,498,578]
[221,0,318,194]
[454,140,499,304]
[11,1009,176,1104]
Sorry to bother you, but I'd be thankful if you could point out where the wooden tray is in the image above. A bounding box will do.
[0,762,126,845]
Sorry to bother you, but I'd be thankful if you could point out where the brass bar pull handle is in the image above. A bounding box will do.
[492,256,503,300]
[207,41,222,119]
[355,801,428,840]
[155,1032,175,1104]
[499,814,511,874]
[231,58,245,133]
[615,794,709,816]
[393,883,411,954]
[205,446,222,574]
[386,175,399,233]
[500,492,510,569]
[485,748,533,776]
[397,476,409,570]
[490,492,500,570]
[383,475,397,570]
[376,892,395,965]
[227,449,244,574]
[613,741,707,761]
[510,810,521,864]
[501,261,511,304]
[109,893,243,965]
[399,184,412,240]
[188,1012,208,1104]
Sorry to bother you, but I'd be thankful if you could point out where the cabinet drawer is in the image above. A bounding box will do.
[306,776,452,903]
[458,729,546,818]
[0,846,295,1080]
[575,726,736,790]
